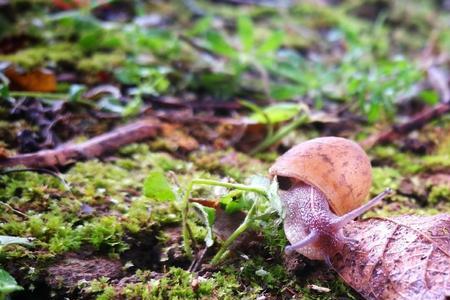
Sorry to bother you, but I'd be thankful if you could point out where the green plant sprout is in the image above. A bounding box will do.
[181,177,281,265]
[240,100,310,154]
[250,114,309,155]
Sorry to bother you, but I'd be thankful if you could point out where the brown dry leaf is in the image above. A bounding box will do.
[189,198,220,209]
[0,146,10,159]
[160,124,199,152]
[333,214,450,300]
[5,66,56,92]
[213,206,246,242]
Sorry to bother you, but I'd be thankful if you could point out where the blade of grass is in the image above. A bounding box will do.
[250,114,308,155]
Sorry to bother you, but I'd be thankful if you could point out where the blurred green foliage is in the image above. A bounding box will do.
[1,0,447,122]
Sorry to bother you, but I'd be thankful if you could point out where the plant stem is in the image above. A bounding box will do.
[239,100,274,140]
[191,179,266,194]
[9,91,95,107]
[210,196,259,265]
[181,178,267,260]
[250,114,308,155]
[182,181,195,259]
[10,91,67,99]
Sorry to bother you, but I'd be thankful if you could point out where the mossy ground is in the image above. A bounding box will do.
[0,133,448,299]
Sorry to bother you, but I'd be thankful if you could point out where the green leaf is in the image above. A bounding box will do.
[143,170,176,202]
[366,100,381,123]
[250,103,302,124]
[0,236,33,247]
[257,31,283,55]
[237,16,254,52]
[420,90,439,105]
[0,268,23,297]
[68,84,86,102]
[205,31,236,58]
[187,16,213,36]
[122,95,143,117]
[192,203,215,247]
[220,190,251,214]
[0,84,8,99]
[223,199,243,214]
[0,72,9,99]
[79,29,103,52]
[270,84,303,100]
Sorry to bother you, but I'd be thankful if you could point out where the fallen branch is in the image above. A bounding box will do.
[0,118,160,169]
[361,102,450,149]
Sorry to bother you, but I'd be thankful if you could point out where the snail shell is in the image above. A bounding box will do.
[269,137,372,216]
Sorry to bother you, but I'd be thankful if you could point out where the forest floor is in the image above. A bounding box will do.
[0,1,449,299]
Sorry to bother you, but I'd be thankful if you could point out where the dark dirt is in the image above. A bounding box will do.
[45,255,123,296]
[120,228,163,271]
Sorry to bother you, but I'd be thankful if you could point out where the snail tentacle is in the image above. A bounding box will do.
[333,188,393,229]
[285,230,319,254]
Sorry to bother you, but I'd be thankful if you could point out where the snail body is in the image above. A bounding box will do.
[269,137,391,260]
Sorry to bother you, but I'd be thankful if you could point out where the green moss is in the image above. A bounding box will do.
[422,154,450,171]
[77,51,125,73]
[239,256,289,291]
[209,271,243,299]
[117,144,191,174]
[371,167,403,195]
[66,160,138,198]
[0,43,82,69]
[189,149,268,181]
[261,221,287,257]
[89,277,116,300]
[82,216,128,252]
[144,267,212,299]
[371,146,422,174]
[124,197,180,233]
[428,185,450,206]
[0,149,189,262]
[95,287,116,300]
[372,144,450,175]
[0,171,65,204]
[90,267,250,300]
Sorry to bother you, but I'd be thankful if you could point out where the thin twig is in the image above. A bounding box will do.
[188,247,208,273]
[361,102,450,149]
[0,202,29,219]
[0,118,160,169]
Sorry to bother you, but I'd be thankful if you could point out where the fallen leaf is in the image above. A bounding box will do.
[161,124,199,152]
[0,147,10,159]
[307,284,331,293]
[213,206,246,241]
[189,198,220,209]
[5,66,56,92]
[333,214,450,300]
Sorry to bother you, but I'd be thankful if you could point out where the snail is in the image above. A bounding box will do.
[269,137,392,261]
